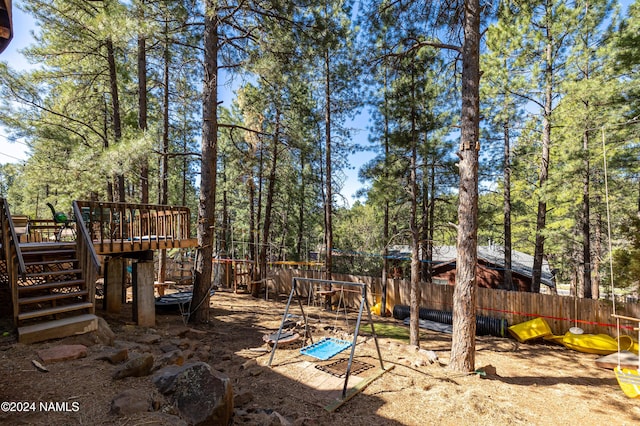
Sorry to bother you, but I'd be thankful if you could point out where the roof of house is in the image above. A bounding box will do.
[388,245,555,288]
[0,1,13,55]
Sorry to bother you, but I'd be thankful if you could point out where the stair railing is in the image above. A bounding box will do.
[0,198,26,325]
[73,201,101,312]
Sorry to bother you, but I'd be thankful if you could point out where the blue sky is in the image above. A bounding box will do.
[0,4,372,204]
[3,1,633,204]
[0,5,35,164]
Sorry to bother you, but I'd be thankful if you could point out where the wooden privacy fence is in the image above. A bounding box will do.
[270,268,640,337]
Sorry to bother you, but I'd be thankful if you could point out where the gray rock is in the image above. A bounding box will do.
[153,350,185,371]
[113,353,154,379]
[135,334,162,345]
[153,364,183,394]
[139,412,189,426]
[95,316,115,346]
[110,389,150,415]
[160,343,179,353]
[113,340,141,351]
[96,348,128,364]
[153,362,233,425]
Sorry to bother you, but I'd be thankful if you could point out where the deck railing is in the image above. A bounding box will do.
[0,198,26,324]
[73,201,101,310]
[27,218,63,241]
[74,201,192,253]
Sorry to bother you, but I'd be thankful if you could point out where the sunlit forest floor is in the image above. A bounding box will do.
[0,289,637,425]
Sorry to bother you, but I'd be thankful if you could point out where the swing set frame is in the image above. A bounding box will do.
[267,277,387,400]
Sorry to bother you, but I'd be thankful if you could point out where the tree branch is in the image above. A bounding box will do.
[218,123,272,137]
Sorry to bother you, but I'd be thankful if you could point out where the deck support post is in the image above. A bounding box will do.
[132,259,155,327]
[105,257,124,313]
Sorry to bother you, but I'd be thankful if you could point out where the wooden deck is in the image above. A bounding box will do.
[18,238,198,256]
[75,200,196,255]
[14,201,198,256]
[91,237,198,255]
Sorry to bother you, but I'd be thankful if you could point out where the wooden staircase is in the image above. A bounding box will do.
[15,242,97,344]
[2,198,195,343]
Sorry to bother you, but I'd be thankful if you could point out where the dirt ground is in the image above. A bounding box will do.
[0,288,638,426]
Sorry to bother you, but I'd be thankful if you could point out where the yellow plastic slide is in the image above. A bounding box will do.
[561,332,620,355]
[509,317,638,355]
[508,317,552,343]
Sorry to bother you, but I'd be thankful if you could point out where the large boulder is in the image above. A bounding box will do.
[153,362,233,425]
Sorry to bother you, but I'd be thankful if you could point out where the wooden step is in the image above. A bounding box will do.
[24,259,78,267]
[19,290,88,305]
[19,242,75,251]
[18,302,93,321]
[26,268,82,279]
[18,279,85,293]
[21,249,76,257]
[18,314,98,344]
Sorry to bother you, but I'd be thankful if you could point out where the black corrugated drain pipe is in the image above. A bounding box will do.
[392,304,508,337]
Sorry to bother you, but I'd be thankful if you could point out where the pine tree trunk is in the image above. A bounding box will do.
[255,110,280,297]
[160,19,170,207]
[420,141,430,283]
[532,32,553,294]
[137,0,148,204]
[427,156,435,285]
[157,20,170,287]
[296,153,305,261]
[254,145,264,280]
[409,65,420,347]
[248,176,256,260]
[106,37,125,203]
[503,120,513,291]
[449,0,480,373]
[381,172,389,311]
[593,193,602,299]
[582,130,592,299]
[409,139,420,347]
[324,48,333,281]
[381,74,390,315]
[221,163,229,257]
[103,95,113,202]
[192,1,218,323]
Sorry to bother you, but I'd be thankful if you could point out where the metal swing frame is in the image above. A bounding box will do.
[267,277,386,400]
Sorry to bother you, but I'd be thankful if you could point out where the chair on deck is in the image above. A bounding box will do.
[46,203,76,241]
